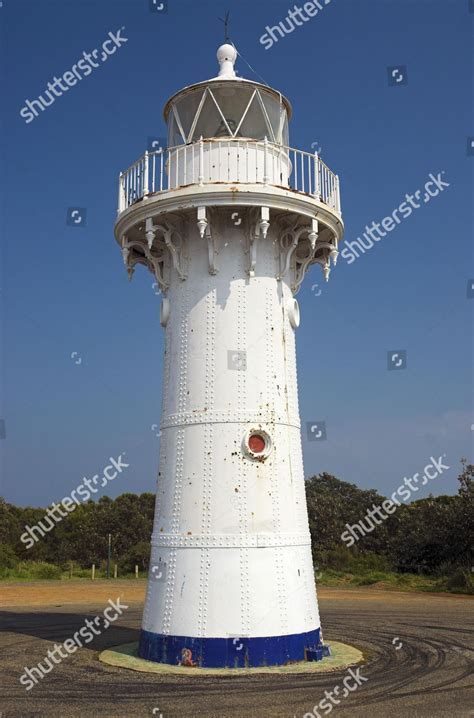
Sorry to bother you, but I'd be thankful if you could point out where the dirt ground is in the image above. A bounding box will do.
[0,578,147,608]
[2,578,463,607]
[1,581,473,717]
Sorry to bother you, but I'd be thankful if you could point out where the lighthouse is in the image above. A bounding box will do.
[114,43,343,668]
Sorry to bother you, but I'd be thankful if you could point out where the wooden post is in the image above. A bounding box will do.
[114,563,118,579]
[106,533,111,579]
[135,564,139,579]
[91,564,95,581]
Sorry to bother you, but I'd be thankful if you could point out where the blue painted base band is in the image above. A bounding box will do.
[138,627,328,667]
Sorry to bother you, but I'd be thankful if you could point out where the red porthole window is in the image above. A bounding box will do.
[243,429,272,460]
[248,433,266,454]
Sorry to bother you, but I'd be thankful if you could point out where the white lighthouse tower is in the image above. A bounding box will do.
[114,43,343,668]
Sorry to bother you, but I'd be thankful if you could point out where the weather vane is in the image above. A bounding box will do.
[218,10,231,43]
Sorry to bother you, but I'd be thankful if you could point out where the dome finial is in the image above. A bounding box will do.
[217,43,237,78]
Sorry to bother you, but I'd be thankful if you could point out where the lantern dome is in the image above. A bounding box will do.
[163,44,292,147]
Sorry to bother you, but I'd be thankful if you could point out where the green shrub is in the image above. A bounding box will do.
[316,547,392,574]
[16,561,62,579]
[350,571,391,586]
[120,541,151,573]
[446,568,474,593]
[0,543,18,568]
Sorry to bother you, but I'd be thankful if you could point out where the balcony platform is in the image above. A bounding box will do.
[114,140,344,291]
[114,180,343,246]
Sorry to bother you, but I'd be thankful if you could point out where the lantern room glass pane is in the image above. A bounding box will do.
[281,111,289,146]
[260,91,288,144]
[209,86,255,138]
[237,94,269,141]
[167,108,184,146]
[173,89,205,142]
[167,83,289,144]
[191,91,225,141]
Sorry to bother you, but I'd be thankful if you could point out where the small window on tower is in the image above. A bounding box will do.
[243,430,273,461]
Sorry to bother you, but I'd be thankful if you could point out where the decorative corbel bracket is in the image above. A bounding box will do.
[121,235,151,284]
[312,255,331,283]
[145,217,155,249]
[259,206,270,240]
[293,247,315,294]
[197,206,218,275]
[290,221,324,294]
[308,218,319,253]
[146,217,187,282]
[278,219,317,284]
[313,239,336,281]
[248,206,270,277]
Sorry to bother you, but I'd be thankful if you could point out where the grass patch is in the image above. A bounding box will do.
[0,561,144,581]
[0,561,62,580]
[316,568,473,594]
[1,561,472,596]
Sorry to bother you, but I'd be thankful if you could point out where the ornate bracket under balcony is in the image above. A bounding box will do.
[247,207,270,277]
[119,215,187,293]
[121,239,150,282]
[197,206,218,275]
[121,234,169,292]
[275,217,340,294]
[278,219,318,282]
[146,216,187,283]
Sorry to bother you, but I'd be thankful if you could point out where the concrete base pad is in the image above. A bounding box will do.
[99,640,364,675]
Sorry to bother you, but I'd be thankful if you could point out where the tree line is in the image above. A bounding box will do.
[0,460,472,581]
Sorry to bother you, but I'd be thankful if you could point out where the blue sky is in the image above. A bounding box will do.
[1,0,472,506]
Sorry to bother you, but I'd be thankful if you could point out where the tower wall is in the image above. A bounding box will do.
[139,211,321,667]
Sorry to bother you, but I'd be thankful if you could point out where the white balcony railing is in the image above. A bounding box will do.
[117,139,341,216]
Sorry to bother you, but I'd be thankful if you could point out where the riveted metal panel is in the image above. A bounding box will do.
[140,206,322,651]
